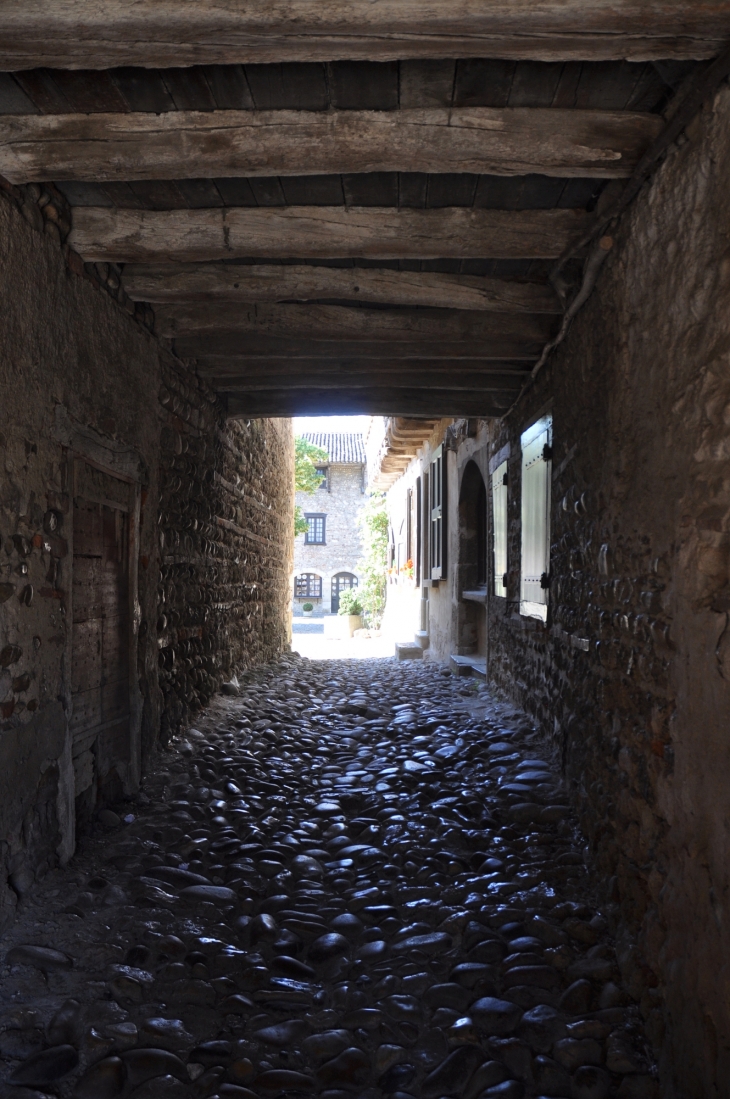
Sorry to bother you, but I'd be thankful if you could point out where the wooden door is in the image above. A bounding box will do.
[71,486,130,808]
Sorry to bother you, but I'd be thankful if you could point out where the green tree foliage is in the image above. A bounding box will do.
[357,492,388,627]
[294,435,328,536]
[337,588,363,617]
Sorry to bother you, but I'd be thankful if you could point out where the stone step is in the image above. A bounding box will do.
[395,642,424,661]
[450,654,486,679]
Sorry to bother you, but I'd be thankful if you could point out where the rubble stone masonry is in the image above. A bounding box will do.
[0,185,293,931]
[486,86,730,1096]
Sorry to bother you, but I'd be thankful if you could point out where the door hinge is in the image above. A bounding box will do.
[540,572,551,589]
[542,443,553,462]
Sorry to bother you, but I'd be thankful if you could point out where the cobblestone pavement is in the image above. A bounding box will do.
[0,656,657,1099]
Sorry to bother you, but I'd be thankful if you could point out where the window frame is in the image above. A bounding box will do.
[304,512,326,545]
[491,460,508,598]
[520,415,552,622]
[295,573,323,599]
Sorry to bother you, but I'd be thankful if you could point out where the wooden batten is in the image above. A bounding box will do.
[0,107,663,183]
[70,206,594,263]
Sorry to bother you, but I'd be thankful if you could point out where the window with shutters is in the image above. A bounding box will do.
[520,415,552,621]
[491,460,508,598]
[304,513,326,544]
[429,445,446,580]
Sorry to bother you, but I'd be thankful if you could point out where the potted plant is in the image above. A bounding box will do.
[301,602,314,617]
[338,589,363,636]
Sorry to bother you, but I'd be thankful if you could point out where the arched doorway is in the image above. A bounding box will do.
[459,460,487,590]
[331,572,358,614]
[457,461,487,656]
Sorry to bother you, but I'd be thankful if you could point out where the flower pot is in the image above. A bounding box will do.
[346,614,363,636]
[302,609,312,617]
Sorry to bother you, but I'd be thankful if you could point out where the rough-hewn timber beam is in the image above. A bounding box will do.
[0,108,663,183]
[176,335,541,360]
[155,302,554,343]
[123,264,562,314]
[194,358,529,377]
[0,2,726,69]
[203,370,524,391]
[225,388,513,418]
[70,207,593,264]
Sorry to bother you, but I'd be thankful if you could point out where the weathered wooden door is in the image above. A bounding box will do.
[71,465,131,814]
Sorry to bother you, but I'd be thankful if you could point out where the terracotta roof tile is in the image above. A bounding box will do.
[302,432,366,464]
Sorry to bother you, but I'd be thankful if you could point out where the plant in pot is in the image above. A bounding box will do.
[338,589,363,635]
[301,602,314,617]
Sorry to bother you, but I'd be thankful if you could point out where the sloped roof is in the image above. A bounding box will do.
[303,432,365,465]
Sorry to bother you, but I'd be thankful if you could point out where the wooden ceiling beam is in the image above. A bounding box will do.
[0,108,663,183]
[70,206,593,263]
[123,263,563,314]
[0,3,726,69]
[201,370,524,391]
[225,387,515,418]
[155,301,554,342]
[177,334,543,360]
[194,358,530,377]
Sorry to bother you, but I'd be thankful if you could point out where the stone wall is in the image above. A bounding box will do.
[485,86,730,1096]
[293,462,365,614]
[0,184,293,930]
[157,379,293,741]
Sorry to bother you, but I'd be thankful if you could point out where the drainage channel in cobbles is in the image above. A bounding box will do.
[0,656,657,1099]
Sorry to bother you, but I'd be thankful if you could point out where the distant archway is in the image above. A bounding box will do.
[331,572,358,614]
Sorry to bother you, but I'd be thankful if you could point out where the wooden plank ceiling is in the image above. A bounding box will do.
[0,7,719,416]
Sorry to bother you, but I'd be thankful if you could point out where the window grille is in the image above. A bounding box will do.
[295,573,322,599]
[492,460,508,598]
[520,416,552,621]
[430,445,446,580]
[304,514,326,544]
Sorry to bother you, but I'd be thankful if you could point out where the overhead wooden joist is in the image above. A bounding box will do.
[0,2,726,69]
[174,335,543,361]
[200,370,525,392]
[122,264,563,314]
[0,108,663,183]
[225,387,516,418]
[195,359,529,380]
[154,301,554,342]
[69,206,593,263]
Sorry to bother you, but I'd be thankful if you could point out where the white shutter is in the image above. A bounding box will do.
[491,460,508,598]
[520,416,552,621]
[430,445,445,580]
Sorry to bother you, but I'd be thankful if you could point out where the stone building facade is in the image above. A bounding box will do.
[293,432,366,616]
[371,84,730,1097]
[0,179,294,929]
